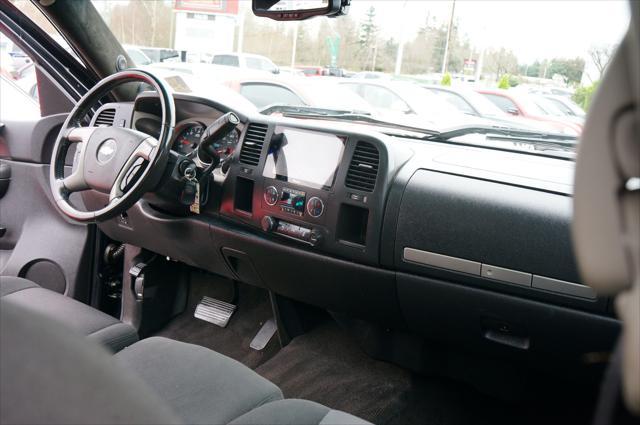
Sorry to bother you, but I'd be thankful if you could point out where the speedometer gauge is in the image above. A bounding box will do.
[174,123,204,155]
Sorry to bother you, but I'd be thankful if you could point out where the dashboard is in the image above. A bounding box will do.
[87,92,619,369]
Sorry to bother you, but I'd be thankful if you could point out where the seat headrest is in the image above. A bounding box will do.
[573,29,640,416]
[573,35,639,296]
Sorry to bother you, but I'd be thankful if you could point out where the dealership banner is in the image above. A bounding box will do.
[174,0,239,15]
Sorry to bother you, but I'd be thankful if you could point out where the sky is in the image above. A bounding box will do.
[347,0,630,63]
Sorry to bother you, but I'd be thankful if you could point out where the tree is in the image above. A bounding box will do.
[588,44,616,80]
[547,57,585,84]
[484,48,519,78]
[358,6,377,49]
[572,81,599,111]
[497,74,510,89]
[358,6,378,70]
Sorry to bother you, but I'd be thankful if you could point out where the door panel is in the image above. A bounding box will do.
[0,115,92,300]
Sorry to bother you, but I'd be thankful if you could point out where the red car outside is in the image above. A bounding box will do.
[476,88,583,136]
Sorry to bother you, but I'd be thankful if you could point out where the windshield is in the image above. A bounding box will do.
[81,0,629,153]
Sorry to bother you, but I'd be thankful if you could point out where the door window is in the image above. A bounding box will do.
[482,94,519,115]
[1,35,40,118]
[213,55,240,67]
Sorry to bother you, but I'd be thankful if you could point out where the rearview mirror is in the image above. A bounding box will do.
[252,0,348,21]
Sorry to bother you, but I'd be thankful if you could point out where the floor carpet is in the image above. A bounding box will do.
[156,277,598,425]
[155,271,279,369]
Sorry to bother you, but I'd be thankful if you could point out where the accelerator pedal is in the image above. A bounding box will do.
[194,296,236,328]
[250,318,278,351]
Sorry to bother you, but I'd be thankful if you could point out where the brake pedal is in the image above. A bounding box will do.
[194,296,236,328]
[250,318,277,351]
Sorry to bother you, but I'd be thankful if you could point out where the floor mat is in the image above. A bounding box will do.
[255,321,595,425]
[155,271,279,369]
[256,322,411,424]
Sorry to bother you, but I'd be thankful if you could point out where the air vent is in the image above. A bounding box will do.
[239,123,268,166]
[94,108,116,126]
[345,141,379,192]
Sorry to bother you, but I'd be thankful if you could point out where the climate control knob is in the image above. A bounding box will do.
[306,197,324,218]
[264,186,278,206]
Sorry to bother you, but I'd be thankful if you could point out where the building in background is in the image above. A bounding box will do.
[173,0,239,61]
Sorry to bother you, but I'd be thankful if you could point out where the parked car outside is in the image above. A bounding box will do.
[422,84,553,131]
[211,52,279,74]
[278,66,305,77]
[542,94,586,118]
[296,66,324,77]
[340,80,481,129]
[477,89,583,135]
[529,94,585,128]
[222,76,374,113]
[13,62,37,101]
[0,73,40,119]
[124,45,153,66]
[139,47,181,64]
[351,71,389,80]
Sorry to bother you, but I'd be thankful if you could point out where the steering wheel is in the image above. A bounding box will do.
[50,69,175,222]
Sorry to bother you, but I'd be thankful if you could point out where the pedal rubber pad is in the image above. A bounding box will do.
[250,318,278,351]
[194,296,236,328]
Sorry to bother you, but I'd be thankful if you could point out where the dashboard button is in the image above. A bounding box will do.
[306,197,324,218]
[264,186,278,206]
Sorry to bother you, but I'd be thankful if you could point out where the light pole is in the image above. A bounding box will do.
[290,22,298,69]
[441,0,456,75]
[394,0,409,76]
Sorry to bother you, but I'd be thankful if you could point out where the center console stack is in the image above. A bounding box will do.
[220,120,392,265]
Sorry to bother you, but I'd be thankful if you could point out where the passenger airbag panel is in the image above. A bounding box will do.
[395,170,581,284]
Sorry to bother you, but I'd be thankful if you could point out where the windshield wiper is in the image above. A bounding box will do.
[428,124,577,143]
[259,104,439,136]
[260,105,576,152]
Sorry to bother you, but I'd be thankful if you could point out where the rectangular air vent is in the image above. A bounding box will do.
[239,123,268,166]
[345,141,379,192]
[94,108,116,126]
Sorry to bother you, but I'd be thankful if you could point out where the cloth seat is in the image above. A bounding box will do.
[0,276,138,352]
[229,399,372,425]
[115,336,284,425]
[0,299,372,425]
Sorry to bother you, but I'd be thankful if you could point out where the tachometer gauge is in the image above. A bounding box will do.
[174,123,204,155]
[211,130,239,162]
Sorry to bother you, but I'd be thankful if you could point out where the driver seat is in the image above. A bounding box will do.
[0,276,138,352]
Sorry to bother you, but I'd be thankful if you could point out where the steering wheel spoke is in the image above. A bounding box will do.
[55,126,96,194]
[61,169,89,193]
[108,137,159,203]
[66,126,99,144]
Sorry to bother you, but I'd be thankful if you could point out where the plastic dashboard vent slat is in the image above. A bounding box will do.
[345,141,379,192]
[239,123,268,166]
[94,108,116,127]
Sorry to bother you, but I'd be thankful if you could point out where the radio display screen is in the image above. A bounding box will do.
[279,187,306,216]
[262,127,346,190]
